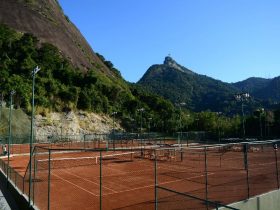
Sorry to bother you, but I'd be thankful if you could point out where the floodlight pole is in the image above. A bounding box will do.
[148,117,152,142]
[259,108,264,139]
[29,66,40,206]
[241,103,245,138]
[7,90,15,187]
[112,112,117,150]
[0,92,3,123]
[216,112,222,143]
[235,93,250,140]
[176,102,186,144]
[137,108,145,134]
[137,108,144,155]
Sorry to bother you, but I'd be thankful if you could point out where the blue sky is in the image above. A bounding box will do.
[58,0,280,83]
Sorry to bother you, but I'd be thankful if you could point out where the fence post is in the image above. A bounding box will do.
[154,150,158,210]
[33,149,36,205]
[244,144,250,199]
[140,134,143,158]
[180,147,183,162]
[204,146,208,210]
[15,171,17,187]
[274,144,279,189]
[100,151,102,210]
[22,176,24,194]
[187,133,189,147]
[48,149,51,210]
[106,135,109,151]
[83,134,86,149]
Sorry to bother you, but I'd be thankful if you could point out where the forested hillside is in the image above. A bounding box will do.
[0,24,181,133]
[0,0,108,72]
[1,0,280,137]
[138,56,280,113]
[232,77,271,93]
[138,56,240,112]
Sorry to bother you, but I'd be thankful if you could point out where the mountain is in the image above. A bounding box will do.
[0,1,184,134]
[137,56,238,112]
[0,0,132,112]
[138,56,280,112]
[232,77,271,94]
[254,76,280,101]
[232,77,280,104]
[0,0,110,74]
[232,77,280,103]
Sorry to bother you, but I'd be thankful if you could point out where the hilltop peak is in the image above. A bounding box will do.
[138,56,236,112]
[164,56,176,65]
[163,56,194,75]
[163,56,184,73]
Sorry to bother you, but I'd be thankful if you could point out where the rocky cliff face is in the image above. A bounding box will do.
[0,108,120,142]
[0,0,110,74]
[35,111,121,140]
[163,56,194,75]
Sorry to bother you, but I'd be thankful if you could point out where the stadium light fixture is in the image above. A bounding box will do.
[234,93,250,140]
[148,117,152,133]
[215,112,222,143]
[112,112,117,150]
[0,92,2,122]
[29,66,40,206]
[176,102,186,144]
[137,108,145,134]
[258,108,264,139]
[112,112,117,133]
[148,117,152,142]
[137,108,145,156]
[7,90,15,186]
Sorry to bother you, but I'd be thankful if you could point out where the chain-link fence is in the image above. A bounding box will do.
[0,133,175,156]
[21,146,156,210]
[154,141,280,209]
[0,140,279,210]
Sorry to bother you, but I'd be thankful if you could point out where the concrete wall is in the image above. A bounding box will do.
[220,189,280,210]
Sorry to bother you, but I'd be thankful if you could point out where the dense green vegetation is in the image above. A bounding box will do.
[0,24,134,113]
[138,57,280,113]
[138,61,239,113]
[0,24,179,133]
[232,77,271,93]
[1,24,280,138]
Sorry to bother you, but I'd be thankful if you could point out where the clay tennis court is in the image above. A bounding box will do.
[1,141,279,210]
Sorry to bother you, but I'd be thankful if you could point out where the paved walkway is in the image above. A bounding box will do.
[0,190,11,210]
[0,169,20,210]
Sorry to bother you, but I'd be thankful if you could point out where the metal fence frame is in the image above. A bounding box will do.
[154,140,280,210]
[0,140,279,210]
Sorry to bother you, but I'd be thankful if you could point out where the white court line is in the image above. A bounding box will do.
[32,158,217,198]
[44,152,229,198]
[99,164,155,189]
[61,169,117,193]
[223,156,244,161]
[98,157,155,177]
[51,173,99,197]
[249,161,276,168]
[223,157,276,169]
[98,164,123,174]
[43,158,154,194]
[102,172,214,196]
[101,164,154,177]
[157,163,202,173]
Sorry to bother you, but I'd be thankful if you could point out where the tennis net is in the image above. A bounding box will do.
[35,151,136,170]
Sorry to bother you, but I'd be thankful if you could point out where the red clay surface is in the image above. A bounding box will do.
[0,143,279,210]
